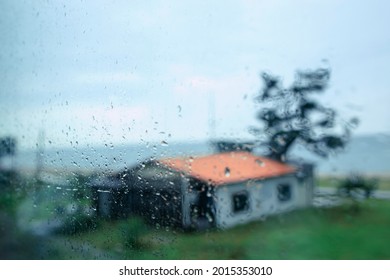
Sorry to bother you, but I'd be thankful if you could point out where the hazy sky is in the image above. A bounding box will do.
[1,0,390,150]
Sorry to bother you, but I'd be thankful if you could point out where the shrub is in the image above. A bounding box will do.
[119,217,149,249]
[338,173,378,199]
[0,171,27,217]
[58,213,99,235]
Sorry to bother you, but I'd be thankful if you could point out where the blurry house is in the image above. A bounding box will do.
[90,151,314,230]
[89,175,130,218]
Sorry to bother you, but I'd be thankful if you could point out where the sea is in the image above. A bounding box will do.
[4,134,390,176]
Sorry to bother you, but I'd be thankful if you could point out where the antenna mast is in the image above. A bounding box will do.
[208,92,216,140]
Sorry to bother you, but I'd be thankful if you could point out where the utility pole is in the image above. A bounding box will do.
[35,129,45,179]
[208,92,216,141]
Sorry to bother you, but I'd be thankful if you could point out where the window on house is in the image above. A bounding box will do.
[232,191,249,213]
[277,184,292,202]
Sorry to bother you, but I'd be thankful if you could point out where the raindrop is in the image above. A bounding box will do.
[255,159,265,167]
[224,167,231,177]
[161,140,168,146]
[97,189,110,193]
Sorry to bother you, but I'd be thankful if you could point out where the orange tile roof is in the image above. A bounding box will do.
[158,151,296,186]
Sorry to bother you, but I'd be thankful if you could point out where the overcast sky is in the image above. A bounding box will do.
[1,0,390,150]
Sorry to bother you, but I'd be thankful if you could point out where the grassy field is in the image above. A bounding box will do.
[38,199,390,260]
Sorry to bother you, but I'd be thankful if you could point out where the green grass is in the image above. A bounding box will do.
[64,200,390,260]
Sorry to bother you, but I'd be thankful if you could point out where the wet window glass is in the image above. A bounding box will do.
[1,0,390,261]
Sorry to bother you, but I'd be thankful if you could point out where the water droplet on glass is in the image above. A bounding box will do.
[225,167,230,177]
[161,140,168,147]
[255,159,265,167]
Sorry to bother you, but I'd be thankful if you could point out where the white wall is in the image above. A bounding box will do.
[295,176,314,208]
[214,174,306,229]
[181,177,195,228]
[98,192,111,217]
